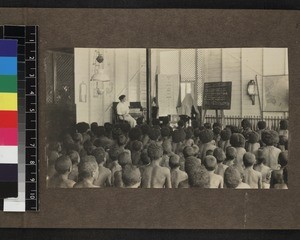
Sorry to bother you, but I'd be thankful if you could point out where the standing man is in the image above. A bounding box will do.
[116,95,136,128]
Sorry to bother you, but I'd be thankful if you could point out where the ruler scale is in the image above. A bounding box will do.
[25,26,38,211]
[0,25,39,212]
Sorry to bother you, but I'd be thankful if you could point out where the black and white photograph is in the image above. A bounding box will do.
[45,48,289,189]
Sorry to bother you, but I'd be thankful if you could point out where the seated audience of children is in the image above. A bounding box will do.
[46,118,288,189]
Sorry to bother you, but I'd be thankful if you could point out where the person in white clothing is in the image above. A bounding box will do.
[116,95,136,128]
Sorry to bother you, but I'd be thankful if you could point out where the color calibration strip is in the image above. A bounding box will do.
[0,39,18,199]
[0,25,39,212]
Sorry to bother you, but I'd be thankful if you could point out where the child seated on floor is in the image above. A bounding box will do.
[224,166,251,189]
[213,147,228,179]
[171,129,186,155]
[260,130,281,170]
[141,142,171,188]
[198,129,216,160]
[243,152,262,189]
[224,146,237,167]
[73,156,99,188]
[47,150,60,180]
[230,133,246,167]
[253,148,271,189]
[161,140,173,168]
[246,131,260,155]
[92,147,112,187]
[184,127,194,147]
[218,128,232,152]
[270,169,288,189]
[256,121,266,146]
[122,164,142,188]
[131,140,143,166]
[203,155,223,188]
[169,154,188,188]
[48,155,75,188]
[114,150,132,187]
[278,151,288,186]
[68,150,80,182]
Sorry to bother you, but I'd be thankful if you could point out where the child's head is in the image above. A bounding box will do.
[220,128,232,141]
[83,140,96,155]
[185,156,202,174]
[183,146,195,158]
[148,127,161,141]
[213,127,221,135]
[177,120,185,128]
[199,129,214,144]
[141,124,150,135]
[73,133,83,144]
[270,169,286,187]
[55,155,72,175]
[230,133,245,148]
[278,151,288,168]
[248,131,259,144]
[172,129,186,144]
[213,148,226,163]
[279,119,288,130]
[224,166,242,188]
[261,130,279,146]
[204,122,211,129]
[188,165,210,188]
[169,154,181,169]
[122,164,141,188]
[161,126,171,138]
[48,141,62,153]
[152,118,160,126]
[213,122,222,130]
[117,134,127,147]
[92,147,106,165]
[76,122,90,134]
[120,122,131,135]
[162,116,170,126]
[96,126,106,138]
[243,152,256,168]
[136,117,144,125]
[257,121,266,130]
[192,145,199,156]
[203,155,217,171]
[129,127,142,141]
[90,122,98,135]
[132,140,143,152]
[226,146,237,161]
[47,151,60,165]
[68,150,80,165]
[185,127,194,140]
[147,142,163,161]
[241,118,251,130]
[108,145,124,161]
[118,150,132,168]
[78,156,98,180]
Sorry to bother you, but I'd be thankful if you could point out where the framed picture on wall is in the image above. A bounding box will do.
[262,75,289,112]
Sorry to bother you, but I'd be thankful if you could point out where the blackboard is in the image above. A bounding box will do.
[203,82,232,110]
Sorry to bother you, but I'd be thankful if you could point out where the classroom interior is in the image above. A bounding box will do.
[45,48,289,139]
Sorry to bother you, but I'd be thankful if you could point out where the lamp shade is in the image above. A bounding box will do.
[91,69,110,82]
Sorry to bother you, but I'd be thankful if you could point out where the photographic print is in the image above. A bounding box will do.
[45,48,289,190]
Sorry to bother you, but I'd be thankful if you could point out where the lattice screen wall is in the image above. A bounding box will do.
[53,52,75,105]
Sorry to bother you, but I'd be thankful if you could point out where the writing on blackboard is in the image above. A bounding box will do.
[203,82,232,110]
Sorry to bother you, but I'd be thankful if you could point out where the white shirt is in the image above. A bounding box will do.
[117,101,130,116]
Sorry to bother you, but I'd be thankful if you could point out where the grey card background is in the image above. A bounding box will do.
[0,8,299,229]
